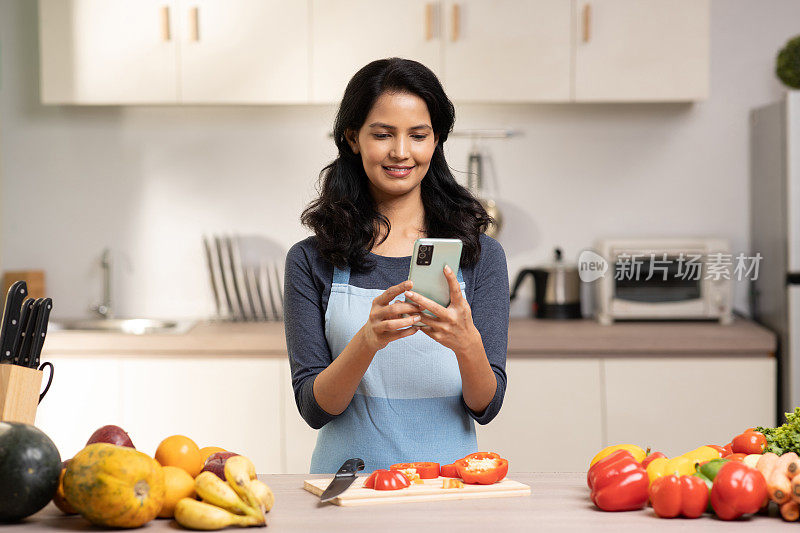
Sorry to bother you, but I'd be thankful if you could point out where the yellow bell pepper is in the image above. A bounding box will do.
[646,456,696,484]
[679,446,721,465]
[589,444,646,467]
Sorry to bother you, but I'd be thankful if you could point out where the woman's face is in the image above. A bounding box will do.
[346,91,438,202]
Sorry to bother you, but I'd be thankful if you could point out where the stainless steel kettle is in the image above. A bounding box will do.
[510,248,581,319]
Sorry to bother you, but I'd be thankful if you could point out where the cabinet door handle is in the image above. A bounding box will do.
[190,6,200,42]
[425,3,435,41]
[161,5,171,42]
[582,3,591,43]
[451,3,460,42]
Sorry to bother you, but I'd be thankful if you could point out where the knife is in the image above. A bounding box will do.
[0,281,28,364]
[12,298,35,364]
[319,458,365,503]
[29,298,52,368]
[17,298,42,367]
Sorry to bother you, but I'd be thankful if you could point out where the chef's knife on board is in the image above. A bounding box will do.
[319,458,365,503]
[0,281,28,364]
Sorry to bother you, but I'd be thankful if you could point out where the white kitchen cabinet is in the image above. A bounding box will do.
[39,0,179,104]
[476,359,604,472]
[34,358,124,460]
[179,0,309,103]
[119,358,284,472]
[573,0,709,101]
[603,358,776,457]
[281,359,318,474]
[310,0,443,104]
[442,0,572,102]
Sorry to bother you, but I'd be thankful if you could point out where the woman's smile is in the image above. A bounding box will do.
[382,165,415,178]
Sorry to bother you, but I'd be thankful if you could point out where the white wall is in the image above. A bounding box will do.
[1,0,798,320]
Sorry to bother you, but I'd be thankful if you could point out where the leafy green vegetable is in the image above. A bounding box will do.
[756,407,800,455]
[777,35,800,89]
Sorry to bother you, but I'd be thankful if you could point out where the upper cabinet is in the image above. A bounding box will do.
[40,0,179,104]
[39,0,709,105]
[310,0,442,104]
[573,0,709,101]
[442,0,572,103]
[180,0,308,104]
[39,0,309,104]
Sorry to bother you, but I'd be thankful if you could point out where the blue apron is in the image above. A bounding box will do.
[309,264,478,473]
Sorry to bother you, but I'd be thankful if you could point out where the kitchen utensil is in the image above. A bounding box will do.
[12,298,35,364]
[214,235,240,321]
[2,271,44,300]
[0,281,27,364]
[467,148,503,238]
[224,236,249,320]
[231,235,257,321]
[510,247,582,319]
[29,298,52,369]
[273,260,284,311]
[248,266,268,321]
[17,299,43,367]
[305,475,531,506]
[319,458,365,503]
[202,235,225,319]
[261,263,280,321]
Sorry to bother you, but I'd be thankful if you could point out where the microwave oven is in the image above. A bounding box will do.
[594,238,733,325]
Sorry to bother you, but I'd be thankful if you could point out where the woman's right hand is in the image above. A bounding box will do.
[360,280,422,352]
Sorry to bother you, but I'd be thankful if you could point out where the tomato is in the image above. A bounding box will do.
[706,445,727,455]
[440,463,459,478]
[362,469,411,491]
[389,462,440,479]
[731,431,767,455]
[722,453,747,462]
[454,452,508,485]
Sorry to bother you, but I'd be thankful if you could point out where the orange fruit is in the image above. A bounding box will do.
[158,466,195,518]
[155,435,203,477]
[198,446,226,466]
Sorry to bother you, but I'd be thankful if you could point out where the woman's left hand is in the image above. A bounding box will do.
[404,265,481,355]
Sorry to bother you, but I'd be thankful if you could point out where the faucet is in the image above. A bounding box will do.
[91,248,113,319]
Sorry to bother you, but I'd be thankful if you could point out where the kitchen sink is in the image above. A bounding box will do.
[49,318,196,335]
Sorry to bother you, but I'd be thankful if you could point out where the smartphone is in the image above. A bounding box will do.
[406,238,463,318]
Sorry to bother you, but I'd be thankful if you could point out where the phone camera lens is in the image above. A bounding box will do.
[418,252,427,259]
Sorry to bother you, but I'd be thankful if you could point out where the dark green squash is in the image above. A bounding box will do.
[0,421,61,522]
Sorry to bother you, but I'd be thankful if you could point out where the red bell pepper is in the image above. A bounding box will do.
[722,453,747,462]
[390,462,440,479]
[731,431,767,455]
[363,469,411,490]
[587,449,648,511]
[454,452,508,485]
[439,463,459,478]
[709,462,768,520]
[648,474,709,518]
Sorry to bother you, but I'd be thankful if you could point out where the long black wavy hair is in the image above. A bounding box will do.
[301,58,493,273]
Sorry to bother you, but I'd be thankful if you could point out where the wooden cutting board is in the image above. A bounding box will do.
[304,476,531,506]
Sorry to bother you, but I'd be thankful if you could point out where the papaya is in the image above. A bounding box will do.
[53,460,78,515]
[63,443,165,528]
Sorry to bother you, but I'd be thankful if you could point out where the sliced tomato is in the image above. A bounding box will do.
[440,463,460,478]
[362,469,411,490]
[454,452,508,485]
[389,462,440,479]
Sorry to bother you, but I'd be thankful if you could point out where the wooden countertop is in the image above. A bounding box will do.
[42,318,776,357]
[20,473,795,532]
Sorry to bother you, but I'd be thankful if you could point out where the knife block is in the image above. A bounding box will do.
[0,364,43,425]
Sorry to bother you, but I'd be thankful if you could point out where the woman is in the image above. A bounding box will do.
[284,58,509,474]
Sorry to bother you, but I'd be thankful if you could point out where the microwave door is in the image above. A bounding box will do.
[614,257,702,303]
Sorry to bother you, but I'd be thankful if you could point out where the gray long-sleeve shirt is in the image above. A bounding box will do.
[284,233,509,430]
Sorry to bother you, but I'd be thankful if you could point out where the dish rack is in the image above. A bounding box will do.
[202,234,285,322]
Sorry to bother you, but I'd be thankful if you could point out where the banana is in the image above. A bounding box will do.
[194,471,261,519]
[248,479,274,512]
[174,498,264,530]
[224,456,263,519]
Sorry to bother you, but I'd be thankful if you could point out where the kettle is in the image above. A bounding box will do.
[510,248,582,319]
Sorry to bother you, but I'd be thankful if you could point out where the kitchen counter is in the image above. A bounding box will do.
[21,473,795,532]
[42,318,776,357]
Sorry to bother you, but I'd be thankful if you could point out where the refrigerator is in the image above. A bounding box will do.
[751,91,800,420]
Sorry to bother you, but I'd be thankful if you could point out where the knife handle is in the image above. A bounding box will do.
[30,298,52,368]
[334,458,365,478]
[18,299,42,367]
[0,281,28,363]
[12,298,35,364]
